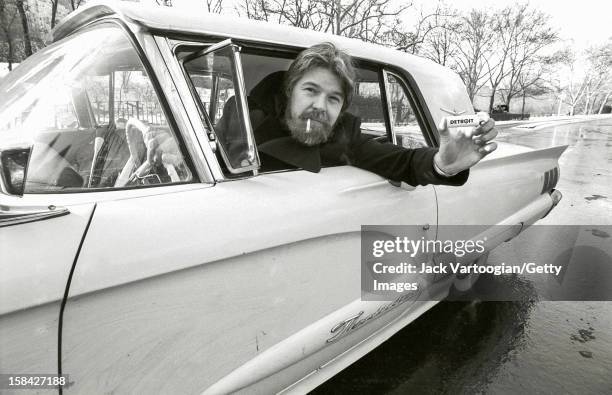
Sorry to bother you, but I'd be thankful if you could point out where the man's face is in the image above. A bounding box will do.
[285,67,345,146]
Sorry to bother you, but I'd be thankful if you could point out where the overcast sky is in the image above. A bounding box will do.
[424,0,611,51]
[174,0,611,51]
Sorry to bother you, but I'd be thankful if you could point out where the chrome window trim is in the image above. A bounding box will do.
[180,39,261,175]
[383,69,436,147]
[382,69,432,148]
[153,36,223,182]
[232,45,260,175]
[381,69,398,146]
[143,34,215,184]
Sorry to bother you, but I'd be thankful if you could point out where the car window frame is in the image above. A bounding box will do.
[382,67,439,148]
[178,39,261,175]
[168,37,438,180]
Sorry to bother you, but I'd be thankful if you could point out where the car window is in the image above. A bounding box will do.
[348,68,388,141]
[386,73,427,149]
[178,44,429,176]
[0,24,192,193]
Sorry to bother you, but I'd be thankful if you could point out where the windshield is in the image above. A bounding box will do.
[0,24,192,192]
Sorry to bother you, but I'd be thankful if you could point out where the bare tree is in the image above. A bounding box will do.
[205,0,224,13]
[70,0,85,10]
[386,3,454,55]
[482,6,519,112]
[238,0,409,44]
[499,6,557,110]
[15,0,31,56]
[0,0,18,70]
[557,50,588,116]
[452,9,495,102]
[512,62,550,117]
[419,6,461,66]
[582,40,612,114]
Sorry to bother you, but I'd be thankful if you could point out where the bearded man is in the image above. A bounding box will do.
[248,42,498,186]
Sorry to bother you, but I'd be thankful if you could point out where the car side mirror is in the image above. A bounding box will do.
[0,145,32,197]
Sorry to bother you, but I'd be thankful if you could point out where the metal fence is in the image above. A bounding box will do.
[93,101,166,125]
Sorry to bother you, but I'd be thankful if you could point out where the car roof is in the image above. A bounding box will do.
[53,0,474,125]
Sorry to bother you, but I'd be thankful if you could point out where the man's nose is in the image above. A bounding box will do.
[311,93,327,111]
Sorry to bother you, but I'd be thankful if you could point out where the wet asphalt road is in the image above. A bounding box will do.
[314,117,612,394]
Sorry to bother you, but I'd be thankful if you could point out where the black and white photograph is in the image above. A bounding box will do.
[0,0,610,393]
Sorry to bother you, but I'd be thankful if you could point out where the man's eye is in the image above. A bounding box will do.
[329,96,341,104]
[304,87,315,93]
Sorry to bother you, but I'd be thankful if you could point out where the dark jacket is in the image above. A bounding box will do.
[247,72,469,187]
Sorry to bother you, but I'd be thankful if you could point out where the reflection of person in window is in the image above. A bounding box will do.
[250,42,498,186]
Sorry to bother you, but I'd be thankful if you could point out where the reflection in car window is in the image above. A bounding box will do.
[182,45,262,174]
[386,74,427,149]
[0,24,192,193]
[348,68,388,141]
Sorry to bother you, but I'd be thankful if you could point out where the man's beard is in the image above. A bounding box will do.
[285,109,334,146]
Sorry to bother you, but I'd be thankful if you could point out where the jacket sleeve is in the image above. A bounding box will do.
[347,117,469,187]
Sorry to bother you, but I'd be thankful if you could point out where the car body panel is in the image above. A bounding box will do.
[0,202,94,381]
[62,167,436,393]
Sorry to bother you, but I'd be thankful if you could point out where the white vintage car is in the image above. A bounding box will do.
[0,1,565,394]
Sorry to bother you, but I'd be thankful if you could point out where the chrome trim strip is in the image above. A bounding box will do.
[542,170,550,194]
[0,205,69,228]
[232,45,260,174]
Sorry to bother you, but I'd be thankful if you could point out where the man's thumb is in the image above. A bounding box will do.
[437,117,448,135]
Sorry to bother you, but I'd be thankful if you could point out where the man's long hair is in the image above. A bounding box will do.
[283,42,356,111]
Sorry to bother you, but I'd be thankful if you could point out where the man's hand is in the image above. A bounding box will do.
[434,112,498,175]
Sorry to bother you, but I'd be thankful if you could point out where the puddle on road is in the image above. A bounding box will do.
[570,318,598,360]
[585,228,610,238]
[584,194,607,201]
[570,328,596,343]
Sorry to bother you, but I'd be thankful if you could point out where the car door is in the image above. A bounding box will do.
[59,40,438,393]
[61,172,436,395]
[0,194,94,377]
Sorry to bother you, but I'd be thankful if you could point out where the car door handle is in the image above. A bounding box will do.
[0,204,70,228]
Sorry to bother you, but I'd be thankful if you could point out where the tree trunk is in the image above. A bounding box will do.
[488,88,496,112]
[7,37,13,70]
[599,92,611,114]
[521,94,526,119]
[0,0,14,70]
[16,0,32,57]
[557,97,563,116]
[51,0,58,28]
[583,87,590,115]
[506,94,514,109]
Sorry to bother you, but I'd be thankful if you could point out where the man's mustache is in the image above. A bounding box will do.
[300,109,329,125]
